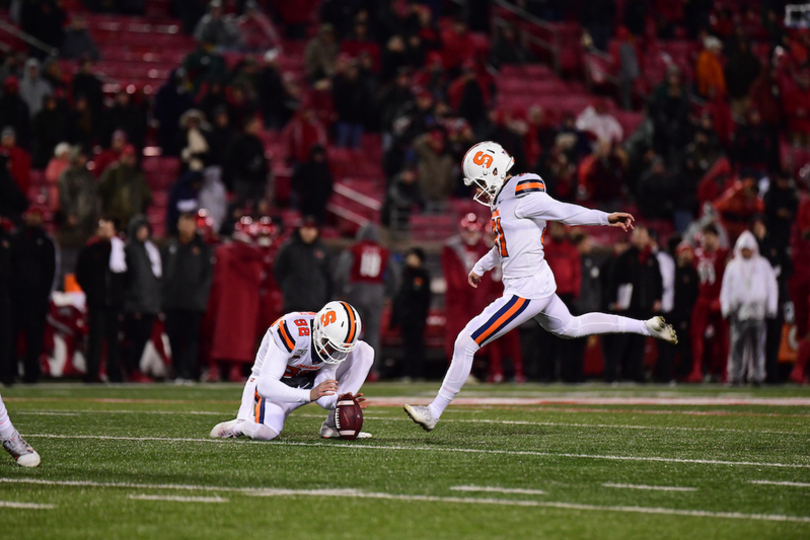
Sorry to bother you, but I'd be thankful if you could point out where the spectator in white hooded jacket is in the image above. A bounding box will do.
[720,231,778,384]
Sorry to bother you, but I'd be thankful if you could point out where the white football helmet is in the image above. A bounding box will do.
[313,301,362,364]
[462,141,515,207]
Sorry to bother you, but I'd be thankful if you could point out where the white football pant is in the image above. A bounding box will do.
[431,293,650,418]
[235,349,373,440]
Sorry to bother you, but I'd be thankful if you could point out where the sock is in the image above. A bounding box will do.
[0,397,16,440]
[429,333,478,419]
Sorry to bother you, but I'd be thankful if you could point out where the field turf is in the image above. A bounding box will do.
[1,382,809,540]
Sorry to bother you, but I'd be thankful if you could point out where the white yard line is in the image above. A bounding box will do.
[2,478,807,523]
[18,409,807,436]
[21,433,810,469]
[602,483,698,492]
[0,500,55,509]
[17,410,223,416]
[15,411,79,416]
[369,396,810,407]
[247,488,810,523]
[450,485,546,495]
[300,413,808,436]
[750,480,810,488]
[0,478,245,492]
[128,494,228,503]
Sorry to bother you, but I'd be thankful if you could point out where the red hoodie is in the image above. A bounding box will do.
[544,236,581,298]
[0,145,32,196]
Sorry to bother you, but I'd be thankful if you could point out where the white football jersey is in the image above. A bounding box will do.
[472,173,610,299]
[250,312,330,388]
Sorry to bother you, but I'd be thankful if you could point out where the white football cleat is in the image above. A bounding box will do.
[2,431,41,467]
[645,316,678,344]
[209,419,242,438]
[319,415,371,439]
[403,404,438,432]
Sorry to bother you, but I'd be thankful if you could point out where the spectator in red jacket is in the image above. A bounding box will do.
[0,127,32,197]
[535,222,583,382]
[714,177,765,244]
[276,0,318,39]
[783,68,810,145]
[336,224,394,366]
[441,213,489,361]
[441,18,476,74]
[686,224,729,382]
[92,129,127,179]
[789,193,810,383]
[341,21,381,73]
[282,103,328,166]
[577,139,626,206]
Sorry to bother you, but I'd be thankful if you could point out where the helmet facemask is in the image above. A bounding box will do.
[312,303,361,365]
[467,176,503,207]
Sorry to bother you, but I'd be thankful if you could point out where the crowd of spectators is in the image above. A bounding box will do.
[0,0,809,385]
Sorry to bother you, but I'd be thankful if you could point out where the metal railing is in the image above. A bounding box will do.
[326,202,371,227]
[0,19,59,57]
[447,0,561,73]
[332,182,382,212]
[491,0,561,73]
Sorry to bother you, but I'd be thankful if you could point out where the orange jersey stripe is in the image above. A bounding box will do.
[473,297,528,345]
[340,301,356,344]
[279,321,295,351]
[254,390,263,423]
[515,181,545,192]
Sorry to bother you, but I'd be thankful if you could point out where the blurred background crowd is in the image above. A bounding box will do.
[0,0,809,386]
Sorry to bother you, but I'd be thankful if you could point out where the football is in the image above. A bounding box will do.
[335,393,364,440]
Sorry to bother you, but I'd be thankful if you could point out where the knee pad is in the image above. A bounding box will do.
[554,318,580,340]
[453,332,479,358]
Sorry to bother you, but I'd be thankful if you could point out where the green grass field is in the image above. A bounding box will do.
[1,382,809,540]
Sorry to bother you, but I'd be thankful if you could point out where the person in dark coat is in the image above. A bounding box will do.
[604,226,663,382]
[656,242,699,382]
[291,144,333,225]
[32,94,69,169]
[224,116,269,209]
[273,217,332,313]
[0,220,14,385]
[61,16,100,61]
[166,170,203,236]
[206,105,236,168]
[0,77,31,149]
[8,208,56,383]
[381,166,425,231]
[154,69,194,156]
[161,212,214,381]
[764,170,799,255]
[123,215,162,382]
[257,51,288,130]
[102,90,147,150]
[0,154,28,224]
[391,247,432,380]
[76,216,126,383]
[71,58,104,127]
[332,59,370,148]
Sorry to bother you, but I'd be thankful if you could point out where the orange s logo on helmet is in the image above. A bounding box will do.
[321,311,337,327]
[472,151,494,168]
